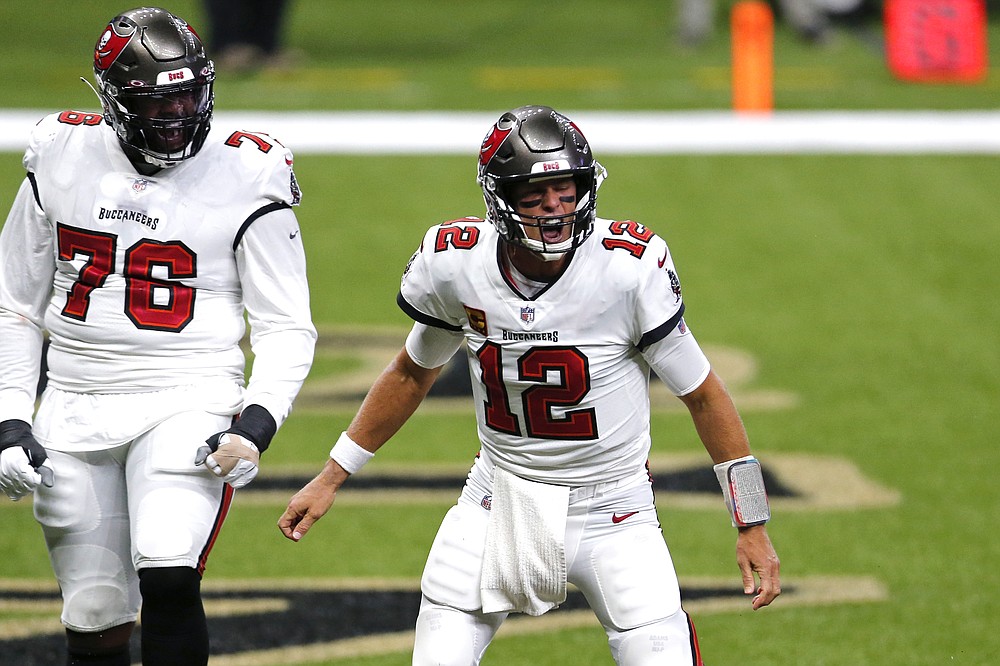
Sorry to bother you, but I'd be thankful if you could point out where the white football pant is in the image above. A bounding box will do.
[413,453,702,665]
[32,410,233,632]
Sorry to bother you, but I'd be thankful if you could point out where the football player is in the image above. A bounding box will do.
[0,7,316,666]
[279,105,779,665]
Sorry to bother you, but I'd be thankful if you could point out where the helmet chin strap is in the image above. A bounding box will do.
[506,237,570,269]
[510,209,577,260]
[119,144,170,175]
[518,237,571,262]
[140,152,181,169]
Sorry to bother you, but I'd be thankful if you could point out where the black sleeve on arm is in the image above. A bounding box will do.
[0,419,33,451]
[230,404,278,454]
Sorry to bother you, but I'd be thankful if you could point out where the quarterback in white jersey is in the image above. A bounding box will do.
[0,8,315,666]
[280,105,779,666]
[397,214,695,487]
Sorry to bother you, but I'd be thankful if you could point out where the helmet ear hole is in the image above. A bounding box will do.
[93,7,214,167]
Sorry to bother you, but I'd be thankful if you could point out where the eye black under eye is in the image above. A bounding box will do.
[559,195,576,203]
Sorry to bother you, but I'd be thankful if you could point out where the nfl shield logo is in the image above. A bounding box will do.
[131,178,148,193]
[520,306,535,324]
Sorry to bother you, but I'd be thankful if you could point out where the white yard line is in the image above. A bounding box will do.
[3,110,1000,154]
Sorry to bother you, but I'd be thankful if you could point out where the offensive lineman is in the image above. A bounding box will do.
[0,7,316,665]
[279,105,779,665]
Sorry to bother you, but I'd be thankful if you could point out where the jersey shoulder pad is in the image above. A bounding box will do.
[590,217,672,280]
[204,129,301,206]
[404,217,488,290]
[24,111,103,171]
[419,217,490,252]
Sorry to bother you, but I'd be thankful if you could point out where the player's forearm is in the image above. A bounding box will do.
[240,209,317,426]
[243,327,317,427]
[679,370,752,463]
[695,418,751,464]
[0,184,52,423]
[346,348,441,453]
[0,309,44,423]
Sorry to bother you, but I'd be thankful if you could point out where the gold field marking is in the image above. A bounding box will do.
[0,575,887,663]
[294,325,798,414]
[1,452,899,512]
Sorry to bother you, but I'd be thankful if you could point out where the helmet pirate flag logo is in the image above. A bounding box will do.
[478,122,513,168]
[94,19,136,72]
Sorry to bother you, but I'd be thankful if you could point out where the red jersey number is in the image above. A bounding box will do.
[57,224,197,332]
[477,342,598,440]
[601,220,655,259]
[57,111,103,127]
[434,223,481,252]
[124,240,197,331]
[224,131,274,153]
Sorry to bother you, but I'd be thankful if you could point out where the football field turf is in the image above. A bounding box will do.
[2,1,1000,664]
[2,148,998,665]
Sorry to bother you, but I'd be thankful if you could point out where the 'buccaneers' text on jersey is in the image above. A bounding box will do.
[398,216,709,486]
[0,111,315,444]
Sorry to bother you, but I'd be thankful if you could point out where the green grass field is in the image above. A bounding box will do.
[3,0,1000,113]
[2,2,1000,665]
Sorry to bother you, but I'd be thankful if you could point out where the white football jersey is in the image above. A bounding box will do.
[399,217,692,486]
[0,111,315,428]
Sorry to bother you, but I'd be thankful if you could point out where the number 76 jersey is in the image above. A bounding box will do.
[398,217,690,487]
[0,110,310,402]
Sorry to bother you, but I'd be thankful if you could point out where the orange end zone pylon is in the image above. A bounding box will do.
[731,0,774,113]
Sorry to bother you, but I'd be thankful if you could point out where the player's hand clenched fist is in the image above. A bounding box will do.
[0,419,55,500]
[196,405,276,489]
[195,433,260,489]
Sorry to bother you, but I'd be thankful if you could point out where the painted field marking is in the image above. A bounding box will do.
[293,325,797,414]
[0,575,888,664]
[4,110,1000,153]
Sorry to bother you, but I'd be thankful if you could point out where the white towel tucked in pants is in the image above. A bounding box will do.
[480,465,570,616]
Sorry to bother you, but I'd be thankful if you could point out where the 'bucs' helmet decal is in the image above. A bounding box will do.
[92,7,215,168]
[477,105,606,260]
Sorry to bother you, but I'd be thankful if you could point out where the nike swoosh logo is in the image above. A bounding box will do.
[289,230,300,239]
[612,511,639,524]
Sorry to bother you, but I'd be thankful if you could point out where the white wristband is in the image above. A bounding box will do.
[713,455,771,527]
[329,431,374,475]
